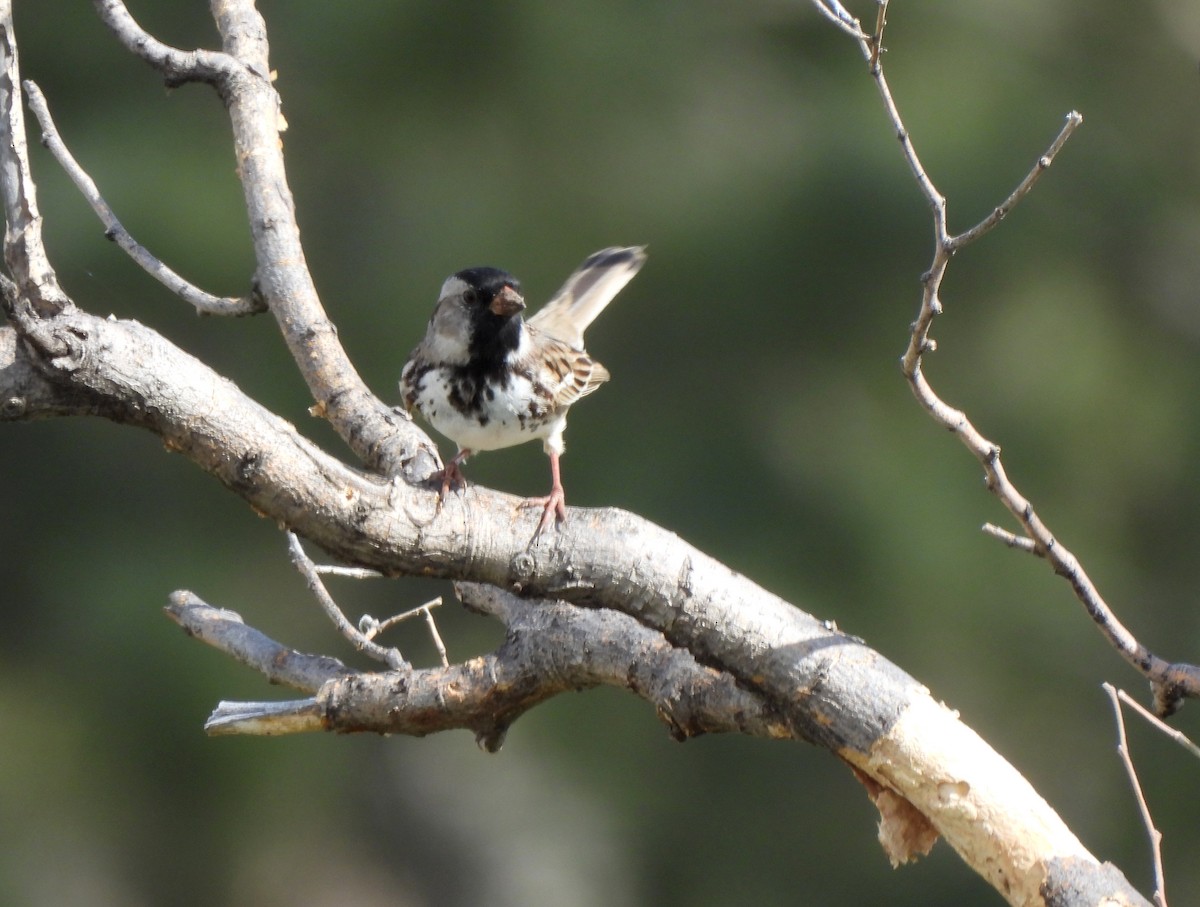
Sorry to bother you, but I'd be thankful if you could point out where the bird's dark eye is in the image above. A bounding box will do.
[462,288,479,305]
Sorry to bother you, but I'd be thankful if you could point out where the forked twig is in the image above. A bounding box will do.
[290,538,449,668]
[286,532,408,670]
[822,2,1200,715]
[981,523,1039,555]
[811,0,867,39]
[1116,688,1200,761]
[359,597,449,668]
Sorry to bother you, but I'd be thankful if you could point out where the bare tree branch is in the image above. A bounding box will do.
[92,0,240,89]
[95,0,432,478]
[170,585,792,748]
[951,115,1082,250]
[22,79,263,317]
[835,9,1200,719]
[0,0,67,319]
[0,305,1145,902]
[165,590,355,693]
[1115,688,1200,762]
[0,1,1162,904]
[287,531,409,670]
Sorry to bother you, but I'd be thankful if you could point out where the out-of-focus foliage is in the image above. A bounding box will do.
[2,2,1200,904]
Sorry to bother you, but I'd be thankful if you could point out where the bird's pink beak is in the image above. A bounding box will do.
[490,285,525,317]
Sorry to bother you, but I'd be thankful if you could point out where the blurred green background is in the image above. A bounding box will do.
[2,1,1199,904]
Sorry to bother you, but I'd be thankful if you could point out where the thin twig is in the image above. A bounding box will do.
[1104,684,1168,907]
[423,604,449,667]
[951,112,1084,250]
[981,522,1040,555]
[1117,689,1200,762]
[810,0,867,40]
[286,532,408,670]
[869,0,889,70]
[23,81,263,317]
[865,46,948,235]
[359,597,441,637]
[358,597,448,666]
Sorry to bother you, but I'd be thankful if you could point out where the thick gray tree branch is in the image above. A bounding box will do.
[169,585,792,749]
[166,591,356,694]
[0,302,1147,906]
[0,2,66,319]
[0,1,1156,905]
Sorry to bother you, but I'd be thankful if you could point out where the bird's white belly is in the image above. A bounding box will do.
[413,372,564,453]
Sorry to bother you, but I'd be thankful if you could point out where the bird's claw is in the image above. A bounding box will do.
[433,451,472,507]
[522,486,567,541]
[437,463,466,497]
[429,462,468,517]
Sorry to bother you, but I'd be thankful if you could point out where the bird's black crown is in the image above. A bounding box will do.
[454,267,522,306]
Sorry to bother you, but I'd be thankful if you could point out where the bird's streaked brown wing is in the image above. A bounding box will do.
[532,332,611,411]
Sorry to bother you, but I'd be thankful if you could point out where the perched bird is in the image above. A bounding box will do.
[400,246,646,532]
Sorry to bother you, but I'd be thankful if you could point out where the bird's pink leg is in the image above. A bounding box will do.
[523,450,567,533]
[438,449,472,499]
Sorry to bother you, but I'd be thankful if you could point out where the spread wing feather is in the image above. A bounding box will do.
[528,246,646,348]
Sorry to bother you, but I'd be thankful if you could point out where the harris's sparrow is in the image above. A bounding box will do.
[400,246,646,532]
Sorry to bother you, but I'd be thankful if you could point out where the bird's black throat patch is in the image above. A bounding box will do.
[448,307,521,416]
